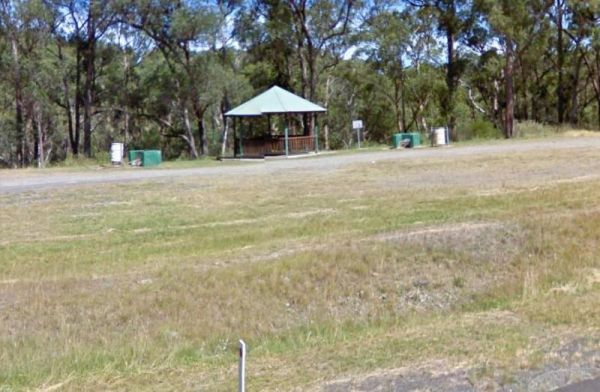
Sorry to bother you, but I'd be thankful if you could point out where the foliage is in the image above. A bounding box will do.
[461,118,502,139]
[0,0,599,166]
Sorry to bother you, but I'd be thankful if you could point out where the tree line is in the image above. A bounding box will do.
[0,0,598,167]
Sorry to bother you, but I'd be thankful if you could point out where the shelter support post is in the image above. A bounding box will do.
[284,127,289,157]
[314,115,319,153]
[239,125,244,157]
[232,117,237,158]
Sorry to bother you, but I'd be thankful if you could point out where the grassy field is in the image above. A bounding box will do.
[1,139,600,390]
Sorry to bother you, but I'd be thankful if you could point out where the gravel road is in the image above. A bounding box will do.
[323,337,600,392]
[1,137,600,194]
[554,377,600,392]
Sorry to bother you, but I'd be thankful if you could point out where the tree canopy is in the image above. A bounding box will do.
[0,0,599,167]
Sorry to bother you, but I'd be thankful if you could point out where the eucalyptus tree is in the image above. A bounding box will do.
[49,0,118,157]
[209,0,249,156]
[237,0,357,138]
[479,0,551,137]
[566,0,600,127]
[362,8,412,133]
[0,0,27,166]
[551,0,568,123]
[362,6,441,133]
[0,0,56,166]
[235,0,296,90]
[119,0,222,157]
[403,0,477,140]
[563,0,589,125]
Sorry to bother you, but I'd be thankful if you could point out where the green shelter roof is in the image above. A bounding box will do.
[225,86,327,117]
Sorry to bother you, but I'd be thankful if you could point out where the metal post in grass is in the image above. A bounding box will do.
[239,339,247,392]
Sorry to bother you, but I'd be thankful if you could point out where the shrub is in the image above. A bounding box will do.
[459,119,502,140]
[515,121,561,138]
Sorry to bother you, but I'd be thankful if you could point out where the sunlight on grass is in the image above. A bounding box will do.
[1,145,600,390]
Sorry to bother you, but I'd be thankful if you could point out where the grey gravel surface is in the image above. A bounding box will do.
[322,339,600,392]
[2,137,600,194]
[553,377,600,392]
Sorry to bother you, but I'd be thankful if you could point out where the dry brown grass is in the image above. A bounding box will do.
[1,144,600,390]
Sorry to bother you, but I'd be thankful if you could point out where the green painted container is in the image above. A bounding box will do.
[398,132,421,148]
[141,150,162,166]
[392,133,421,148]
[128,150,143,163]
[392,133,403,148]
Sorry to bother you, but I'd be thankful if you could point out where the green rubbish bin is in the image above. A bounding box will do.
[392,133,421,148]
[141,150,162,167]
[392,133,403,148]
[392,132,421,148]
[400,132,421,148]
[128,150,143,164]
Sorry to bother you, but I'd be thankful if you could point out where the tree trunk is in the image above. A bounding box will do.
[581,48,600,129]
[74,40,82,156]
[123,49,130,148]
[83,1,96,157]
[395,79,403,132]
[420,112,428,135]
[570,52,583,125]
[298,46,310,135]
[556,0,566,124]
[299,45,309,98]
[58,40,78,156]
[183,107,199,158]
[35,105,45,168]
[221,117,229,157]
[324,74,332,150]
[518,56,529,120]
[10,36,25,167]
[445,21,457,141]
[193,103,208,156]
[24,110,34,165]
[505,40,515,138]
[401,73,407,132]
[307,47,316,135]
[220,95,230,157]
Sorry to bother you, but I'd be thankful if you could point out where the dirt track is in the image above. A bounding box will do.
[2,137,600,194]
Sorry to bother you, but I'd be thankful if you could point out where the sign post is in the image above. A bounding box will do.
[352,120,363,149]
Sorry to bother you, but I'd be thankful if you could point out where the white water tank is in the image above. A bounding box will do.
[110,143,124,164]
[434,128,448,146]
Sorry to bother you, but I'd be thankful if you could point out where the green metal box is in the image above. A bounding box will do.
[128,150,143,163]
[128,150,161,166]
[399,132,421,148]
[392,133,421,148]
[141,150,162,166]
[392,133,403,148]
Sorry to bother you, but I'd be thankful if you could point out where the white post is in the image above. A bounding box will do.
[239,339,246,392]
